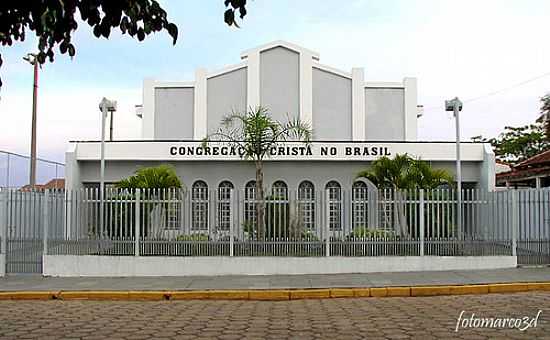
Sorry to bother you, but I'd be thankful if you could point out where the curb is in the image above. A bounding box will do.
[0,282,549,301]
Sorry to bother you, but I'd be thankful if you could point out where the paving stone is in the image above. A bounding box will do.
[0,292,548,339]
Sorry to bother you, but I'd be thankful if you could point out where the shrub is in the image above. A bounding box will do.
[347,227,398,240]
[176,233,209,241]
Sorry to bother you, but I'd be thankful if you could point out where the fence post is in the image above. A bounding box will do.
[43,189,49,256]
[0,190,6,251]
[419,189,425,256]
[229,189,234,257]
[0,190,7,276]
[135,189,140,257]
[511,190,518,257]
[325,189,330,257]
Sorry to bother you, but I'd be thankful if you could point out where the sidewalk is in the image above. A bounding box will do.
[1,267,550,291]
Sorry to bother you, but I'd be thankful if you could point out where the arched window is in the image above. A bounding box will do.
[352,181,368,230]
[326,181,342,231]
[298,181,315,230]
[217,181,233,231]
[192,181,208,230]
[244,180,257,227]
[271,180,288,200]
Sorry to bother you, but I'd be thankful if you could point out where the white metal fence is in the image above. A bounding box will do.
[1,187,549,273]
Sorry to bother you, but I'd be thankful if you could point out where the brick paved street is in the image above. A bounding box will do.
[0,292,549,339]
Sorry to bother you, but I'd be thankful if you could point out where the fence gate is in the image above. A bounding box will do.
[4,190,45,274]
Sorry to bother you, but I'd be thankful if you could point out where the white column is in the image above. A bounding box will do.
[404,77,418,141]
[352,68,365,141]
[246,51,261,110]
[193,68,208,139]
[299,52,313,125]
[142,78,155,139]
[535,177,542,189]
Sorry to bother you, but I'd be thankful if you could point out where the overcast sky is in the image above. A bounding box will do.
[1,0,550,165]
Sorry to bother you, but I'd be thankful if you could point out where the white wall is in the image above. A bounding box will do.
[44,255,517,277]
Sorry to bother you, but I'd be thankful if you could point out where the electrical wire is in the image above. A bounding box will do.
[422,71,550,113]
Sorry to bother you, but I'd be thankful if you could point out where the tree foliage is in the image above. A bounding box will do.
[205,106,313,162]
[472,95,550,163]
[0,0,249,87]
[116,164,182,189]
[541,93,550,139]
[204,106,312,237]
[471,122,550,163]
[356,154,454,190]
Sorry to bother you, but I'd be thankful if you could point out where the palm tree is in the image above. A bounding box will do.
[356,154,453,236]
[116,164,182,189]
[204,106,312,238]
[116,164,183,238]
[356,154,453,190]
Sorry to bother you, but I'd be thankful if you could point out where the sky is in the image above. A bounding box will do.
[1,0,550,168]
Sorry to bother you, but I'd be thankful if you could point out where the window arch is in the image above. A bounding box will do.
[244,180,257,227]
[192,181,208,230]
[271,180,288,200]
[352,181,368,230]
[326,181,342,231]
[217,181,233,231]
[298,181,315,230]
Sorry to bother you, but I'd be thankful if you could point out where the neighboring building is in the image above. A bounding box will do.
[495,160,512,174]
[66,41,495,196]
[21,178,65,191]
[496,149,550,188]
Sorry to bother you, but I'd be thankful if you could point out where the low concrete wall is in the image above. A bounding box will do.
[43,255,517,277]
[0,254,5,277]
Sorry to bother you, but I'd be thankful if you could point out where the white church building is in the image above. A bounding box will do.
[65,41,495,196]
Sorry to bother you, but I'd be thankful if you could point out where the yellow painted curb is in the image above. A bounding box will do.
[290,289,330,300]
[386,287,411,297]
[352,288,370,297]
[206,290,249,300]
[127,291,169,300]
[488,283,529,294]
[60,291,130,300]
[0,291,58,300]
[411,286,451,297]
[57,291,89,300]
[449,285,489,295]
[2,281,550,301]
[249,290,290,301]
[369,287,387,297]
[169,291,211,300]
[329,288,355,298]
[528,282,550,291]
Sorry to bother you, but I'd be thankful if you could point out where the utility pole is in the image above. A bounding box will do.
[98,98,117,236]
[445,97,463,239]
[23,53,39,187]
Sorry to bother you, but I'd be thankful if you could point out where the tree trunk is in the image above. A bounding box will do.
[395,190,410,238]
[255,160,265,239]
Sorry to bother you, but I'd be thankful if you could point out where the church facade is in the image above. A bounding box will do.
[65,41,495,196]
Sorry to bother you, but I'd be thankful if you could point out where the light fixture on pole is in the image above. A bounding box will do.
[23,53,39,187]
[445,97,463,239]
[98,98,117,235]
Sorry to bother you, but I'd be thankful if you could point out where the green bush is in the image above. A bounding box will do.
[176,233,209,241]
[346,227,398,240]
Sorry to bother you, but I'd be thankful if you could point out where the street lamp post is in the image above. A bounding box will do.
[445,97,463,239]
[98,98,117,236]
[23,53,39,187]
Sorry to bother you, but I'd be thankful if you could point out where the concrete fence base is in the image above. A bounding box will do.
[43,255,517,277]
